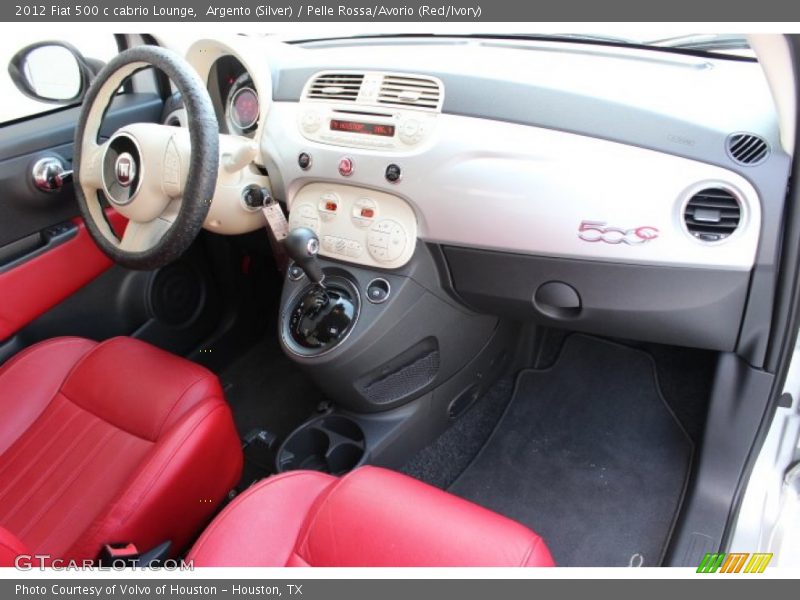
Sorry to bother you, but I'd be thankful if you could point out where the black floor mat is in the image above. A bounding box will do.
[402,378,515,489]
[448,335,693,567]
[220,337,324,484]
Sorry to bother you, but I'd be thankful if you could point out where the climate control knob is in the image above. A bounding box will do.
[367,219,407,263]
[288,203,320,233]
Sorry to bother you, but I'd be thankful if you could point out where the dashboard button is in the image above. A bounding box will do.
[399,119,421,144]
[338,157,354,177]
[301,218,319,231]
[366,278,391,304]
[352,197,378,228]
[369,245,389,261]
[301,112,321,133]
[298,152,312,170]
[385,164,402,183]
[318,192,340,221]
[372,220,393,234]
[368,231,389,248]
[345,240,363,257]
[368,219,408,263]
[289,203,321,234]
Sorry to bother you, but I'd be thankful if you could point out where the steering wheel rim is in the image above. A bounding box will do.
[74,46,219,271]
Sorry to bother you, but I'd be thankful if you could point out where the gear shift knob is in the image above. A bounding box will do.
[284,227,325,286]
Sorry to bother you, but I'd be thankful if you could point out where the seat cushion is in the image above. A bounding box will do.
[0,337,242,564]
[0,527,27,567]
[188,466,555,567]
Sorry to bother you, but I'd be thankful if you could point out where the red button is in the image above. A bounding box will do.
[338,157,354,177]
[360,208,375,218]
[325,202,338,211]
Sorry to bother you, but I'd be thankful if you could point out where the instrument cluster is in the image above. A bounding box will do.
[208,54,260,138]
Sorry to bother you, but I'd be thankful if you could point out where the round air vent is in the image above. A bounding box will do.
[683,188,742,242]
[726,133,769,166]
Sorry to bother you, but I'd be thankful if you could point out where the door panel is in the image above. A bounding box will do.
[0,92,161,342]
[0,211,127,341]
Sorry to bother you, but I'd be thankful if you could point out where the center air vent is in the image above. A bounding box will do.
[727,133,769,166]
[683,188,742,242]
[306,73,364,102]
[377,75,442,110]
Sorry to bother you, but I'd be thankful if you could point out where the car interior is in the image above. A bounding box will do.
[0,32,798,568]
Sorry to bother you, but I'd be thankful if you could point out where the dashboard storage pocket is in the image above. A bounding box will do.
[275,415,366,475]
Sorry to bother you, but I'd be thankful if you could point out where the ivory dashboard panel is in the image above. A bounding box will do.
[287,183,418,269]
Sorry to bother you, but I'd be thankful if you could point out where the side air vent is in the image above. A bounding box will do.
[306,73,364,102]
[377,75,442,110]
[684,188,742,242]
[726,133,769,166]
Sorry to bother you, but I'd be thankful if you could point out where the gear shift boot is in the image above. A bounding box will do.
[288,280,358,351]
[283,228,359,354]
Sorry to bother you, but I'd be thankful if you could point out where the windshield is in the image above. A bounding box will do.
[476,33,754,57]
[645,33,753,57]
[278,32,755,59]
[163,33,754,60]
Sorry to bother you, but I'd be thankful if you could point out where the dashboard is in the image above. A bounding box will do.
[178,35,792,361]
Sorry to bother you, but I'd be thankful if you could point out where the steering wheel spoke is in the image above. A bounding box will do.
[78,140,109,191]
[119,218,173,252]
[118,197,181,252]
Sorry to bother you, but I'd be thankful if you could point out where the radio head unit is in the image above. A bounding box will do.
[298,70,443,151]
[330,119,396,137]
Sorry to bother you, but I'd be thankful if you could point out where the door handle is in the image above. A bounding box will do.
[32,157,73,193]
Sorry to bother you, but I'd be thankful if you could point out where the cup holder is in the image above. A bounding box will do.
[326,443,364,475]
[275,415,366,475]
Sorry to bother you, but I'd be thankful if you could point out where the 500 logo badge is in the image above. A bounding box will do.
[577,221,660,245]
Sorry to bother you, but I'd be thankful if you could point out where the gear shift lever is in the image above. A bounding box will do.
[284,227,325,287]
[282,227,359,353]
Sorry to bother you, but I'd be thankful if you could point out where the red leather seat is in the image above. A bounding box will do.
[0,337,242,566]
[188,466,555,567]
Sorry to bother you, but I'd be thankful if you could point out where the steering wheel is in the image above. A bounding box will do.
[74,46,219,270]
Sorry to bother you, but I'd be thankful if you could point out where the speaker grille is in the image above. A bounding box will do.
[148,262,205,326]
[359,350,440,405]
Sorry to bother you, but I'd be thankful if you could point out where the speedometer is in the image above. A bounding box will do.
[225,72,260,136]
[231,87,259,130]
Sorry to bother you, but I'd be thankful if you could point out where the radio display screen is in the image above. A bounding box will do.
[330,119,395,137]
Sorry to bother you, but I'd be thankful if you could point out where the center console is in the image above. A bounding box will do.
[269,70,513,473]
[275,206,512,471]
